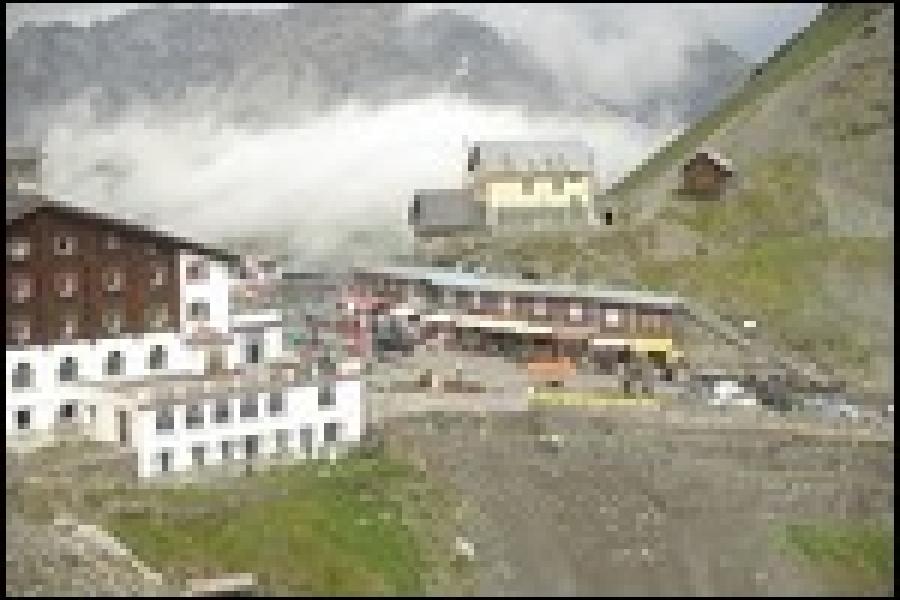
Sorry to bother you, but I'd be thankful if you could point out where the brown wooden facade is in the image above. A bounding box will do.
[679,152,733,198]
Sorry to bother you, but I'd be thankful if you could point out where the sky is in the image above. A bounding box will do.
[7,3,826,264]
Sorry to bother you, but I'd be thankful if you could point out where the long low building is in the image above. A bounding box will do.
[343,266,686,379]
[66,362,363,478]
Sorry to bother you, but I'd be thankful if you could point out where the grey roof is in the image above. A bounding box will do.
[410,188,486,235]
[469,140,594,174]
[356,265,683,307]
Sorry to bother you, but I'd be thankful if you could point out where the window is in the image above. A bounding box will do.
[188,301,210,322]
[605,309,621,328]
[186,404,205,429]
[268,392,284,416]
[12,362,33,388]
[569,303,583,322]
[53,234,77,256]
[532,300,547,318]
[87,405,96,421]
[522,177,534,195]
[15,408,32,430]
[156,407,175,433]
[240,394,258,420]
[220,439,234,460]
[151,265,167,287]
[214,399,231,424]
[102,311,123,335]
[186,259,209,282]
[318,383,335,408]
[570,195,582,210]
[11,275,32,303]
[246,340,261,364]
[8,237,30,261]
[297,426,314,455]
[105,350,124,376]
[60,315,78,340]
[148,304,169,329]
[275,429,290,454]
[59,403,76,422]
[147,344,167,370]
[324,422,339,443]
[58,356,78,382]
[56,272,78,298]
[10,319,31,345]
[568,173,582,184]
[191,444,206,467]
[103,269,123,293]
[244,435,259,459]
[605,211,613,226]
[158,449,173,473]
[104,233,121,251]
[553,176,564,194]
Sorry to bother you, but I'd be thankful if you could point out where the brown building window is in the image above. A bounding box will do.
[10,275,32,303]
[147,304,169,329]
[103,269,123,293]
[104,233,121,251]
[53,234,77,256]
[56,272,79,298]
[10,319,31,345]
[102,311,124,335]
[186,404,205,429]
[151,265,167,287]
[60,314,78,341]
[7,237,30,261]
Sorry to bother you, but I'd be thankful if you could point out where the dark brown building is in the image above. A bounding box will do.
[7,195,237,347]
[679,151,734,199]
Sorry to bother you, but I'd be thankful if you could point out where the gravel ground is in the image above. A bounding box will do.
[380,406,894,596]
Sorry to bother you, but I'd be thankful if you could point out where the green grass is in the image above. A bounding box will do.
[529,390,663,408]
[605,3,884,203]
[779,521,894,585]
[103,453,445,595]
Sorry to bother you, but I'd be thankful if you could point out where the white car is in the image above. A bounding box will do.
[708,379,757,407]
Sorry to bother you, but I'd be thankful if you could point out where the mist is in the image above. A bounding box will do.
[40,95,661,267]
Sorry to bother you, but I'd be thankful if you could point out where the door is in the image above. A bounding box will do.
[206,348,225,373]
[244,435,259,460]
[117,409,129,446]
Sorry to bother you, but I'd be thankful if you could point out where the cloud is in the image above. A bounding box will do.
[40,95,659,260]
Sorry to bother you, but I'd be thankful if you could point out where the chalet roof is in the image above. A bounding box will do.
[469,140,594,174]
[5,194,243,264]
[356,265,683,308]
[689,149,734,173]
[410,188,485,235]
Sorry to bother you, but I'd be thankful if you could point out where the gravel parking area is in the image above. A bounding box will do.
[379,405,894,596]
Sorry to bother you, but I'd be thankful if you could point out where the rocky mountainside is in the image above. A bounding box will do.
[6,4,749,141]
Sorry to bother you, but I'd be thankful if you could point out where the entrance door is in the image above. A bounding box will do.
[117,409,129,446]
[206,348,225,373]
[244,435,259,460]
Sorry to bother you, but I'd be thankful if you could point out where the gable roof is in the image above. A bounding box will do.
[468,140,594,174]
[410,188,485,235]
[6,194,242,264]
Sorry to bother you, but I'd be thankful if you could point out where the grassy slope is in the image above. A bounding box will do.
[10,447,465,596]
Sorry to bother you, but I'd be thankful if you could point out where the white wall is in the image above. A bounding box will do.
[5,332,209,438]
[180,250,232,334]
[127,379,363,477]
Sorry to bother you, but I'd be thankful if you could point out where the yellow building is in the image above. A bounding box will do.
[466,141,595,227]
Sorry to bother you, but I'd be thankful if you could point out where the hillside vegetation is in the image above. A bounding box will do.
[432,4,894,402]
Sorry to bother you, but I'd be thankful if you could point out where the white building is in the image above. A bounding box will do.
[67,364,363,478]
